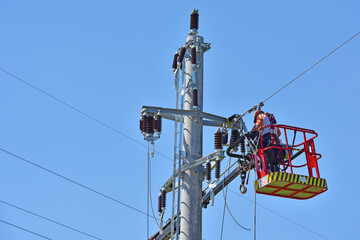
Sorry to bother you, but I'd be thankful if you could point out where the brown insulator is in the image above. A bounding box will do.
[178,47,186,63]
[190,9,199,30]
[230,129,239,145]
[215,160,220,179]
[172,53,179,72]
[191,47,197,65]
[158,194,162,213]
[214,128,223,150]
[161,190,166,209]
[240,137,245,153]
[146,115,154,134]
[139,116,144,133]
[193,88,198,107]
[154,115,162,133]
[206,161,211,182]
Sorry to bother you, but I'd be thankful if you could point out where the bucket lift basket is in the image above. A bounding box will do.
[253,124,328,199]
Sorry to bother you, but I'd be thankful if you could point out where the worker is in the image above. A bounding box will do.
[251,110,281,173]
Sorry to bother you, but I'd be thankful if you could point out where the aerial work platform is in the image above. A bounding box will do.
[255,172,327,199]
[253,124,328,199]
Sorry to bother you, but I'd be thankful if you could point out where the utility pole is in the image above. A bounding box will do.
[180,9,204,240]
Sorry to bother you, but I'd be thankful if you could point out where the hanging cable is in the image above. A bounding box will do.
[147,143,162,230]
[228,189,330,240]
[0,67,172,163]
[147,142,150,240]
[261,31,360,103]
[220,157,232,240]
[0,200,101,240]
[0,147,159,220]
[0,219,52,240]
[254,184,257,240]
[221,159,251,231]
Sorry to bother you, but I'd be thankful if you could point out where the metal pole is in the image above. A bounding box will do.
[180,32,204,240]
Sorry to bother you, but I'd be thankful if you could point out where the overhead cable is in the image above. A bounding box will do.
[0,67,172,162]
[262,31,360,103]
[0,200,101,240]
[0,147,158,220]
[0,219,52,240]
[228,189,330,240]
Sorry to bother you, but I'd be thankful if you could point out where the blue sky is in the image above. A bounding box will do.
[0,1,359,239]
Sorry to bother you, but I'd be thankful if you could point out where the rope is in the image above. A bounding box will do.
[221,158,251,231]
[261,31,360,103]
[220,158,231,239]
[148,146,162,230]
[254,180,257,240]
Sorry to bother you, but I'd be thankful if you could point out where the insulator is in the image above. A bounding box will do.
[161,190,166,209]
[230,129,239,145]
[190,9,199,30]
[215,160,220,179]
[146,115,154,134]
[179,62,183,70]
[172,53,179,72]
[206,161,211,182]
[193,88,198,107]
[214,128,223,150]
[222,131,228,145]
[139,116,144,133]
[158,194,162,213]
[191,47,197,65]
[240,137,245,153]
[178,47,186,63]
[154,115,162,133]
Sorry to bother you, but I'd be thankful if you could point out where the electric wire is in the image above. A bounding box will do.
[0,200,101,240]
[0,67,172,162]
[261,31,360,103]
[228,189,330,240]
[0,219,52,240]
[0,147,159,221]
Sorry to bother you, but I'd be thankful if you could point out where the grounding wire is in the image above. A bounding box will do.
[0,219,52,240]
[0,147,159,221]
[228,189,330,240]
[261,31,360,104]
[0,200,101,240]
[0,67,172,162]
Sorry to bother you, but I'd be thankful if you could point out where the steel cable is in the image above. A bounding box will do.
[0,219,52,240]
[0,200,101,240]
[0,147,159,220]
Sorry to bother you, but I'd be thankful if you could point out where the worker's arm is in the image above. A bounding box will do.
[252,114,263,131]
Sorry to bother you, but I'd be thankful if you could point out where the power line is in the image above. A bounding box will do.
[262,31,360,103]
[0,219,52,240]
[0,199,101,240]
[0,147,159,221]
[228,189,330,240]
[0,67,172,162]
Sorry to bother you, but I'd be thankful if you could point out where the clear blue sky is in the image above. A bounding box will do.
[0,1,359,239]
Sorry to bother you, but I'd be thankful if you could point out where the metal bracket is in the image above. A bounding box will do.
[163,150,225,192]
